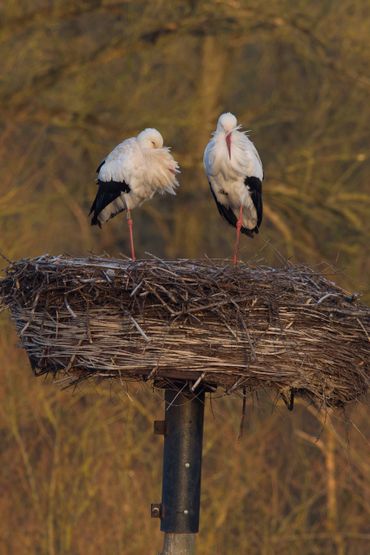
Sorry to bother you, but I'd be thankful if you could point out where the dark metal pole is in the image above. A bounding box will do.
[153,385,205,554]
[161,387,205,533]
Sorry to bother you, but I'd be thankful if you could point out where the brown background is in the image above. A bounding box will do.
[0,1,369,554]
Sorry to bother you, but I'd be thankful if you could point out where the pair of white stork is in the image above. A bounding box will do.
[89,113,263,264]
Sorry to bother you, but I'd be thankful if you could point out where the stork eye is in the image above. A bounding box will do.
[151,140,156,146]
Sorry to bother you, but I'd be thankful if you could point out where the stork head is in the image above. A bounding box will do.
[216,112,238,159]
[137,128,164,149]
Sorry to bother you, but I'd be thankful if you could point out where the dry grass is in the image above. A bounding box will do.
[0,254,369,408]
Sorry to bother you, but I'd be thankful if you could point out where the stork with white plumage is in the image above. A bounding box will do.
[89,128,180,260]
[203,112,263,264]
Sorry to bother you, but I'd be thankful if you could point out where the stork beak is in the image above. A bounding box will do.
[226,133,232,159]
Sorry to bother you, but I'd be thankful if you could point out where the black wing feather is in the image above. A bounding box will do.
[209,181,254,238]
[209,182,237,226]
[89,179,131,226]
[96,160,106,173]
[245,176,263,230]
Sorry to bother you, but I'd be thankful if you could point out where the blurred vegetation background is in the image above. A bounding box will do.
[0,1,369,554]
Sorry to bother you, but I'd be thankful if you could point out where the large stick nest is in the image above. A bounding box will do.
[0,255,369,407]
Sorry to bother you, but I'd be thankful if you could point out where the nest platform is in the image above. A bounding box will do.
[0,255,369,407]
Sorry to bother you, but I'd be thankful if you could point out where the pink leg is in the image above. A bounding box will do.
[232,205,243,265]
[127,209,136,261]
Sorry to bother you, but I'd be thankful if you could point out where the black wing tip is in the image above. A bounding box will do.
[96,160,106,174]
[90,214,102,228]
[89,200,102,227]
[245,176,262,187]
[241,227,254,238]
[241,225,259,238]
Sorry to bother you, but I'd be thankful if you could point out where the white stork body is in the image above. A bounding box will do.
[90,128,179,227]
[204,113,263,259]
[89,128,179,259]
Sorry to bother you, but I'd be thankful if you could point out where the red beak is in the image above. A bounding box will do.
[226,133,231,159]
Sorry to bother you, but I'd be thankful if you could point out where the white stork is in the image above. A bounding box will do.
[89,128,180,260]
[203,112,263,264]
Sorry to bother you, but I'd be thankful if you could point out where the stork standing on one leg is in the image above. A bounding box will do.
[203,113,263,264]
[89,128,180,260]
